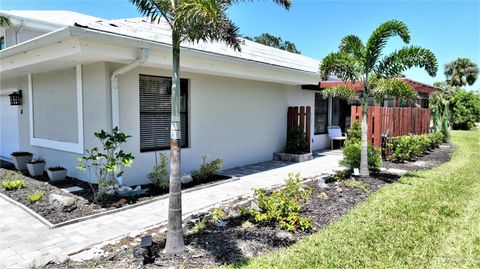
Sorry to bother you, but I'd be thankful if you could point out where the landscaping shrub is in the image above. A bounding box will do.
[2,172,26,190]
[285,125,308,154]
[448,87,480,130]
[212,208,226,223]
[341,143,381,172]
[148,153,169,189]
[243,172,313,232]
[191,155,223,183]
[346,120,361,143]
[28,191,45,204]
[388,132,445,162]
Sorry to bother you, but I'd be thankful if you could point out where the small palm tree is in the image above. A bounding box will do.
[444,58,479,87]
[130,0,291,254]
[0,15,12,27]
[320,20,438,177]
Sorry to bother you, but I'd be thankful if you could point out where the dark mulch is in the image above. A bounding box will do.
[382,142,455,171]
[43,173,398,269]
[0,168,229,224]
[41,143,453,268]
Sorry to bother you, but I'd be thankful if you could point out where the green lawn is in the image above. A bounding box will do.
[235,128,480,268]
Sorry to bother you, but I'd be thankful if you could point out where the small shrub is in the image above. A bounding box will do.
[430,132,444,148]
[346,120,361,144]
[285,125,307,154]
[2,172,26,190]
[28,191,45,204]
[212,208,226,223]
[244,172,313,232]
[191,217,208,233]
[148,153,169,189]
[343,179,369,190]
[417,135,432,156]
[330,169,352,182]
[388,135,419,162]
[341,143,381,171]
[191,155,223,183]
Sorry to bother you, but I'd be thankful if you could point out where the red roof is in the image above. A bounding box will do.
[318,78,439,94]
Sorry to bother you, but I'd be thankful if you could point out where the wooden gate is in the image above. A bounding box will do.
[287,106,311,151]
[351,106,431,148]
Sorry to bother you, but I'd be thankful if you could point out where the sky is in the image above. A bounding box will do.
[2,0,479,90]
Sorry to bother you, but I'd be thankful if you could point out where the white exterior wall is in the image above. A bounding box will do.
[3,27,48,48]
[1,62,329,185]
[0,63,111,179]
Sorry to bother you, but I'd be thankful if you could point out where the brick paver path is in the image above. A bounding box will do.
[0,150,342,268]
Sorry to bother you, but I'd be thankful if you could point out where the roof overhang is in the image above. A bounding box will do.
[304,79,439,94]
[0,26,319,85]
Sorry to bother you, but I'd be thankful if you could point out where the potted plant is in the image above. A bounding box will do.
[26,158,46,177]
[47,166,67,181]
[10,152,33,170]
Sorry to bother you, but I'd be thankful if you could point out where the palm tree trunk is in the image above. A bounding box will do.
[360,94,370,177]
[165,30,185,254]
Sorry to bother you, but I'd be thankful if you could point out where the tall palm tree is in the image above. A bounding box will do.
[130,0,291,254]
[320,20,437,177]
[444,58,479,87]
[0,15,12,27]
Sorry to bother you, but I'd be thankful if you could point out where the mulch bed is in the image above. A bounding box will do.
[42,143,454,269]
[0,168,229,224]
[382,142,455,171]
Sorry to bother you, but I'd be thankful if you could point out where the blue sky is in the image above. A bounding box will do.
[2,0,479,90]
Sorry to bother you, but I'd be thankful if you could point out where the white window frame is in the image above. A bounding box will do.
[28,64,84,154]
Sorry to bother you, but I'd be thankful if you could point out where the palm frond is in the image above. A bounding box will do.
[339,35,365,59]
[175,0,241,51]
[371,78,417,101]
[0,15,12,27]
[321,85,359,101]
[376,46,438,78]
[319,52,362,82]
[130,0,173,26]
[365,20,410,71]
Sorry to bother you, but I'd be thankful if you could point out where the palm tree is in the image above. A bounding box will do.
[130,0,291,254]
[0,15,12,27]
[319,20,438,177]
[444,58,479,87]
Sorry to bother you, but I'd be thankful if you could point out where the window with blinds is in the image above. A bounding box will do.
[314,93,328,135]
[139,75,188,152]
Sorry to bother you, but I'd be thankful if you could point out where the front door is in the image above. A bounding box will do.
[0,96,20,160]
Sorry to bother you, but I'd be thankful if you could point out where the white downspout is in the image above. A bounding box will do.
[111,48,149,129]
[15,20,24,45]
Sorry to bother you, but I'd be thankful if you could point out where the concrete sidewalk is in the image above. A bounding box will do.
[0,150,342,268]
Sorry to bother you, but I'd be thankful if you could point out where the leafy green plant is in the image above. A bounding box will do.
[448,87,480,130]
[191,217,208,233]
[76,127,134,202]
[28,191,45,204]
[212,208,226,223]
[388,133,442,162]
[27,158,45,164]
[148,153,169,189]
[243,172,313,232]
[346,120,362,144]
[341,143,381,172]
[2,171,26,190]
[285,125,308,154]
[191,155,223,183]
[343,179,369,190]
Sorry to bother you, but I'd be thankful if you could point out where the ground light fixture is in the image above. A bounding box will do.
[140,235,154,264]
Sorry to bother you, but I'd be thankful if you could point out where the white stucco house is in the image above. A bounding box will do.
[0,10,340,185]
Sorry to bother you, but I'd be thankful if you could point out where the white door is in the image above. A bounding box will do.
[0,96,20,159]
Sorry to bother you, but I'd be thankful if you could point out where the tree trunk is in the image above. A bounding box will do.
[165,31,185,254]
[360,94,370,177]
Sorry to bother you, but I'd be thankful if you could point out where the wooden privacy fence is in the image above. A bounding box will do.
[287,106,311,151]
[351,106,431,148]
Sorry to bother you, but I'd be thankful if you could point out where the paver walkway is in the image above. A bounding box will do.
[0,150,342,268]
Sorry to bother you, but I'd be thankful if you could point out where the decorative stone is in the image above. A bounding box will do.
[317,177,328,189]
[116,186,133,195]
[276,230,295,241]
[133,185,141,191]
[318,192,329,200]
[49,194,77,212]
[32,252,69,268]
[60,186,83,193]
[105,189,115,195]
[181,174,193,184]
[213,220,228,227]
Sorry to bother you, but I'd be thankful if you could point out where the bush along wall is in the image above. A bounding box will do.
[387,132,445,162]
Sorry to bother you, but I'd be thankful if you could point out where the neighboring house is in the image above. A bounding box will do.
[0,10,327,185]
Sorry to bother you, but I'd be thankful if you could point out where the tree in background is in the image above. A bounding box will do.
[130,0,291,254]
[244,33,301,54]
[448,87,480,130]
[0,15,11,27]
[319,20,437,177]
[444,58,479,87]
